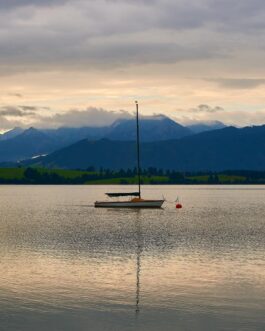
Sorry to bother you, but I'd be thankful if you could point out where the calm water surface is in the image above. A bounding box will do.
[0,185,264,331]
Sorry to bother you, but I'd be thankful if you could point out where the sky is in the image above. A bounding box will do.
[1,0,265,130]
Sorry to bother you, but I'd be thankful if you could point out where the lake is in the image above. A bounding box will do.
[0,185,264,331]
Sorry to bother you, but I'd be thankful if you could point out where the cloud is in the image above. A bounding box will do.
[32,107,133,128]
[174,104,225,125]
[0,107,33,130]
[0,0,69,10]
[0,0,265,75]
[8,92,23,98]
[19,105,41,111]
[191,104,224,113]
[1,103,265,132]
[210,78,265,89]
[0,106,36,117]
[1,0,265,129]
[0,106,133,130]
[174,103,265,127]
[0,117,23,131]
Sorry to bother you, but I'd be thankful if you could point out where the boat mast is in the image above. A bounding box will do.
[135,101,141,198]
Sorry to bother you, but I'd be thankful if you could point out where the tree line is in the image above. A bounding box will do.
[0,167,265,184]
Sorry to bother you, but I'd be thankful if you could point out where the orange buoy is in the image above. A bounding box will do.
[176,203,182,209]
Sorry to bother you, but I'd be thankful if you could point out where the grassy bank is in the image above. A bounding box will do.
[0,168,265,184]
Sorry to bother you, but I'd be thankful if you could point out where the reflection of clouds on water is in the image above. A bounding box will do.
[1,248,264,330]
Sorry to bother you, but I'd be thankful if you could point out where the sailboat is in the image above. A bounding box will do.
[94,101,165,208]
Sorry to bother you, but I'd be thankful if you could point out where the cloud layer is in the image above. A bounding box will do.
[1,0,265,70]
[1,103,265,131]
[0,0,265,128]
[0,106,133,130]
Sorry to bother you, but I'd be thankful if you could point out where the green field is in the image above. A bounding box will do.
[0,168,96,180]
[188,174,246,183]
[0,168,170,184]
[0,168,25,179]
[0,168,264,184]
[36,168,97,178]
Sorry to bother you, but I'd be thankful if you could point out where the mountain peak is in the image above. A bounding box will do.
[23,127,40,134]
[108,115,192,141]
[0,127,24,141]
[19,127,50,140]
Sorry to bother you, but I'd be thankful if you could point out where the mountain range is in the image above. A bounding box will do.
[24,125,265,171]
[1,116,265,171]
[0,128,60,162]
[187,120,226,134]
[0,116,206,163]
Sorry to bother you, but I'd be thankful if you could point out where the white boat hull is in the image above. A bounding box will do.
[94,200,164,209]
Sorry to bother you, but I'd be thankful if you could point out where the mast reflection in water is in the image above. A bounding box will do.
[135,214,143,316]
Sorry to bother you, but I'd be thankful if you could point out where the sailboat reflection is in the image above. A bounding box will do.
[135,214,143,316]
